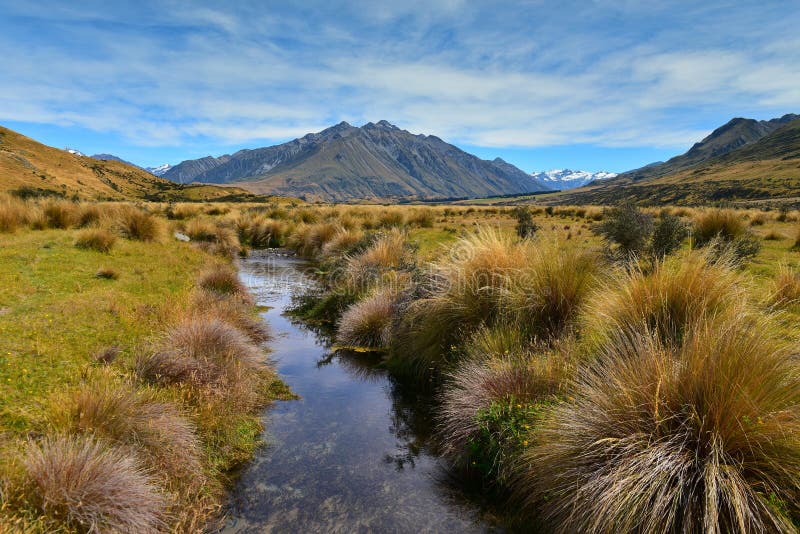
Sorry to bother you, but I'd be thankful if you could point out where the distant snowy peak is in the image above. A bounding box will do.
[65,147,86,157]
[531,169,617,190]
[146,164,172,176]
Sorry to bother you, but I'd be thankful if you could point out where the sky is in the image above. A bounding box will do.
[1,0,798,173]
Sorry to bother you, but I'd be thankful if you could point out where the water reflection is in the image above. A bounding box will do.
[222,252,504,533]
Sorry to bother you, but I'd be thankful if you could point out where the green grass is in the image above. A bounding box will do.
[0,229,206,434]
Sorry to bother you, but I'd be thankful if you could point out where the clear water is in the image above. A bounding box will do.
[222,252,504,533]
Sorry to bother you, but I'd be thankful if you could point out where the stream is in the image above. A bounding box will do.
[221,251,504,533]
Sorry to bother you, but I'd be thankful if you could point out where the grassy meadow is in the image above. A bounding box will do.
[0,197,291,532]
[3,196,800,531]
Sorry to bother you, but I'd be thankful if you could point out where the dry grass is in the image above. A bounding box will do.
[114,205,163,241]
[74,228,117,252]
[507,241,600,341]
[336,286,397,349]
[0,194,28,232]
[439,353,569,460]
[41,200,79,229]
[520,315,800,532]
[50,381,202,480]
[585,251,745,349]
[197,264,248,297]
[190,288,271,344]
[768,265,800,308]
[137,316,265,392]
[23,435,168,533]
[95,266,119,280]
[693,208,747,246]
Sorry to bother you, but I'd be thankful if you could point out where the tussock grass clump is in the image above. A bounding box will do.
[521,317,800,532]
[165,203,200,220]
[138,316,265,391]
[77,203,103,227]
[114,205,162,241]
[41,199,79,229]
[507,241,599,341]
[288,222,340,257]
[693,208,747,245]
[343,229,413,292]
[190,288,271,344]
[768,265,800,308]
[320,228,366,260]
[197,264,248,297]
[336,286,397,349]
[51,382,202,479]
[391,228,530,374]
[74,228,117,252]
[237,216,290,248]
[439,353,569,480]
[764,229,786,241]
[378,209,406,228]
[183,218,241,258]
[23,435,167,533]
[0,194,29,232]
[586,251,745,348]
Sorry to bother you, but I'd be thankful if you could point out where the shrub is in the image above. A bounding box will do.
[23,435,167,532]
[520,316,800,532]
[336,287,397,349]
[511,206,539,238]
[75,228,117,252]
[595,202,653,257]
[650,211,687,259]
[115,205,162,241]
[197,265,247,297]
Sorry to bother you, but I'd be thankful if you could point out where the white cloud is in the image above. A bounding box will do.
[0,0,796,152]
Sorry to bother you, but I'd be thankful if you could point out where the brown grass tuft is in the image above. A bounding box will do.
[520,316,800,532]
[75,228,117,253]
[197,264,248,297]
[23,435,168,533]
[336,286,397,348]
[114,205,162,241]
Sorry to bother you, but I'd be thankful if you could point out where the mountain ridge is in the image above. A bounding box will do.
[163,121,551,201]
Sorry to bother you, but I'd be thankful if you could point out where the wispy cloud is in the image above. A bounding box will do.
[0,0,797,155]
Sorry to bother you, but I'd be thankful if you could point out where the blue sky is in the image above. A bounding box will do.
[1,0,798,173]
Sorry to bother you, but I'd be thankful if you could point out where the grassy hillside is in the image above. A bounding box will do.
[557,118,800,206]
[0,126,268,202]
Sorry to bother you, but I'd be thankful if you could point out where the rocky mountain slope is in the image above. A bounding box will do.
[556,116,800,205]
[618,114,799,182]
[163,121,551,201]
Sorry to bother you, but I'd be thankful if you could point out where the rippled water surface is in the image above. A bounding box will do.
[222,252,503,533]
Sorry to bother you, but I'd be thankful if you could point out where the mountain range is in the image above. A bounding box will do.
[160,121,551,201]
[558,113,800,205]
[532,169,617,190]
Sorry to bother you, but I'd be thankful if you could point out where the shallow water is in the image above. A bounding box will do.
[222,252,503,533]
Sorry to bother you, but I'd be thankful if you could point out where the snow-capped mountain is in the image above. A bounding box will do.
[65,147,86,157]
[146,164,172,176]
[531,169,617,190]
